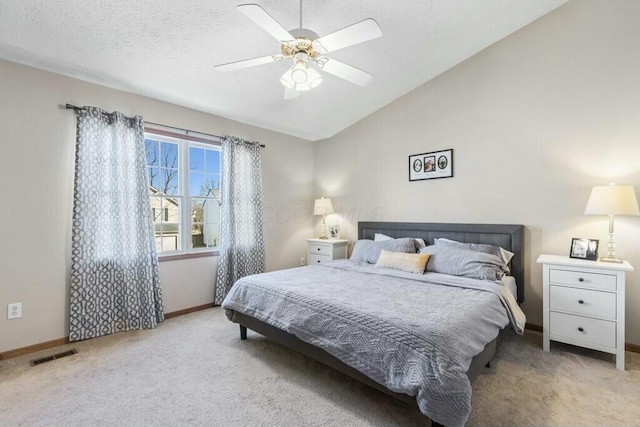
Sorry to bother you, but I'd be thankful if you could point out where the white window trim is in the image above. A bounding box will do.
[144,127,222,259]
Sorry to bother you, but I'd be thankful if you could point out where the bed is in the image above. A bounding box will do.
[222,222,525,427]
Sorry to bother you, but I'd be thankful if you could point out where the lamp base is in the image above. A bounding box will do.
[599,256,623,263]
[318,222,328,239]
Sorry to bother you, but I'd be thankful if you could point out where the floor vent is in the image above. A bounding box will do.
[30,349,78,366]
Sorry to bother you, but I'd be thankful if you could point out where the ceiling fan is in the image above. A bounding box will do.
[215,1,383,100]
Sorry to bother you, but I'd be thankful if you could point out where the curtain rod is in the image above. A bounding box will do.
[64,104,265,148]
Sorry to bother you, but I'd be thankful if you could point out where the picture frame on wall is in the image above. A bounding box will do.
[569,238,599,261]
[328,225,341,240]
[409,149,453,181]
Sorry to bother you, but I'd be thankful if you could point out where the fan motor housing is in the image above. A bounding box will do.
[289,28,319,40]
[282,28,322,59]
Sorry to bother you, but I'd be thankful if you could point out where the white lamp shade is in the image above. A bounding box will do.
[584,185,640,216]
[307,67,322,89]
[291,60,308,83]
[280,69,295,89]
[314,198,334,216]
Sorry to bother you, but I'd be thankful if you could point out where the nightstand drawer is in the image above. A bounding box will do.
[549,269,616,291]
[550,311,616,348]
[549,285,616,319]
[308,244,331,256]
[309,254,330,264]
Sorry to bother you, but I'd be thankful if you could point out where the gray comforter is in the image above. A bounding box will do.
[222,260,526,427]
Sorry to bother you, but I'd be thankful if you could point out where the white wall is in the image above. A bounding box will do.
[0,59,314,353]
[314,0,640,345]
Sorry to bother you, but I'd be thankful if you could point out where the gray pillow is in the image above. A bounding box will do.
[374,233,427,251]
[434,238,514,269]
[420,245,508,281]
[350,238,416,264]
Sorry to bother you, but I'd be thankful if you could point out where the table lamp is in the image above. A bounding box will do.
[584,184,639,262]
[314,197,334,239]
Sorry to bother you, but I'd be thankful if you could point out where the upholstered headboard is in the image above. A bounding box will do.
[358,222,525,303]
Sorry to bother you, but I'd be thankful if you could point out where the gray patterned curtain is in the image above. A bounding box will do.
[214,136,265,304]
[69,107,164,342]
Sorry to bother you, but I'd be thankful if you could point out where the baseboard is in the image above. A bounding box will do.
[164,303,214,319]
[525,323,543,333]
[0,303,216,361]
[526,323,640,354]
[626,343,640,353]
[0,337,69,361]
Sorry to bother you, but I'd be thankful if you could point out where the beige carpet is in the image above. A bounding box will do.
[1,308,639,426]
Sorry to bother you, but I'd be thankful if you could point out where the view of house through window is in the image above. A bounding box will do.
[145,132,221,254]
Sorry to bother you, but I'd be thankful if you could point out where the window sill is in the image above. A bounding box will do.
[159,251,219,262]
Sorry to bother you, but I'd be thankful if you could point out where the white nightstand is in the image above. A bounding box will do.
[306,239,349,265]
[537,254,634,370]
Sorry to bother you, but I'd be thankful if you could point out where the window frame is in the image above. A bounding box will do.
[144,127,222,260]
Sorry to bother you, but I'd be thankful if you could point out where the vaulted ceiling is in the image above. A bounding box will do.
[0,0,568,141]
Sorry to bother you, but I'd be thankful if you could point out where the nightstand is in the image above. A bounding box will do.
[306,239,349,265]
[537,254,634,370]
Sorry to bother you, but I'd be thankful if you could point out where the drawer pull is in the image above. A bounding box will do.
[578,327,584,332]
[578,277,584,282]
[317,260,321,263]
[578,300,584,304]
[317,248,321,251]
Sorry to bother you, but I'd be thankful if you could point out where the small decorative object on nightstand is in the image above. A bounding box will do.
[307,238,349,265]
[537,254,634,370]
[328,224,340,240]
[569,238,599,261]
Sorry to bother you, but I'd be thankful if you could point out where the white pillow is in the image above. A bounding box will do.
[374,233,427,249]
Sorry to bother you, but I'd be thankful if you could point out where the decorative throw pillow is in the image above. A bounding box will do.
[374,233,427,250]
[434,238,514,269]
[350,238,416,264]
[375,250,430,274]
[420,245,508,281]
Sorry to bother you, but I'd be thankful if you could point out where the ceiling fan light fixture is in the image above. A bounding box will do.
[307,67,322,89]
[280,52,321,92]
[283,66,321,92]
[291,60,309,83]
[280,69,295,89]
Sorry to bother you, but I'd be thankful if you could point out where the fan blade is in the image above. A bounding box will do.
[283,88,300,100]
[317,58,373,86]
[215,55,282,72]
[314,19,382,53]
[237,4,294,42]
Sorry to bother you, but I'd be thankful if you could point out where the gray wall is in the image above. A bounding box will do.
[314,0,640,344]
[0,59,314,353]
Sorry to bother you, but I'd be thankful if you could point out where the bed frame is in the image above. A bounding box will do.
[234,222,525,427]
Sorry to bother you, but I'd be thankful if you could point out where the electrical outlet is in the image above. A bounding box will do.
[8,303,22,320]
[300,257,306,266]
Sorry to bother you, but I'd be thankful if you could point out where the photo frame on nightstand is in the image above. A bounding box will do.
[328,225,340,240]
[569,237,599,261]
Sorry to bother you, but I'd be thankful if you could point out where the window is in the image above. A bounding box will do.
[144,131,221,255]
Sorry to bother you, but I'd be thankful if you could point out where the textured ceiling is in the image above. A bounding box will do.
[0,0,567,141]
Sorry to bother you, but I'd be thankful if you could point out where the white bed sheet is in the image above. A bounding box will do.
[502,275,517,300]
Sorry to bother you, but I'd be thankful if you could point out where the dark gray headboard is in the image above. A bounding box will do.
[358,222,525,303]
